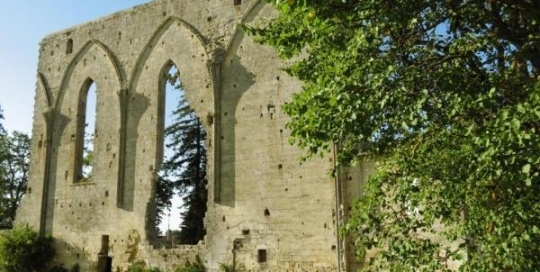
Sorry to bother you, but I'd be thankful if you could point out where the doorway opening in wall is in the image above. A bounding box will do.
[155,62,208,246]
[78,79,97,181]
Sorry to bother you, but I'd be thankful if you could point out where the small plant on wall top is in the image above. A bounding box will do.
[127,256,205,272]
[218,263,234,272]
[174,256,205,272]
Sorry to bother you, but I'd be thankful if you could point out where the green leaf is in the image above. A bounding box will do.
[522,164,531,174]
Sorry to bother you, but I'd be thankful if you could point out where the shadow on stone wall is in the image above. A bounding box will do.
[45,113,71,234]
[217,32,256,207]
[122,92,150,211]
[53,238,98,271]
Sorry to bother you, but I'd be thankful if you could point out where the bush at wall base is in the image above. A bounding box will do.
[0,225,55,272]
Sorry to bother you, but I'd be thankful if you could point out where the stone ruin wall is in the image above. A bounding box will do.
[16,0,372,271]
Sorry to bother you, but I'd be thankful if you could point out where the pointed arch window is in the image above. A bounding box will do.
[154,61,208,244]
[76,79,97,181]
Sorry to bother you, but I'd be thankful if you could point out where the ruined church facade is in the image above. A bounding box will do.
[16,0,372,271]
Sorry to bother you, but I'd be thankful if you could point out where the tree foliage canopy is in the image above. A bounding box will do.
[0,105,30,229]
[0,106,5,136]
[0,225,54,272]
[246,0,540,270]
[0,131,30,228]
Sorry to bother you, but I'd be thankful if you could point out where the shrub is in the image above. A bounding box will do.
[218,263,234,272]
[127,261,163,272]
[47,265,68,272]
[175,256,205,272]
[0,225,54,272]
[127,256,205,272]
[127,262,148,272]
[70,263,80,272]
[43,263,79,272]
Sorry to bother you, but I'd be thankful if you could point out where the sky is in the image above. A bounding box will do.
[0,1,150,134]
[0,1,186,233]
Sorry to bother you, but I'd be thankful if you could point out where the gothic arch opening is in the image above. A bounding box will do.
[154,61,208,246]
[76,78,97,181]
[124,17,213,217]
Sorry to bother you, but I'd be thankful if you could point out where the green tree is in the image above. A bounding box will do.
[81,129,94,179]
[0,105,7,227]
[155,173,175,231]
[0,131,30,228]
[0,106,5,135]
[246,0,540,270]
[0,225,54,272]
[162,94,207,244]
[158,72,207,244]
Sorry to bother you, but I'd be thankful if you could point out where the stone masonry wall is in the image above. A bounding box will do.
[16,0,363,271]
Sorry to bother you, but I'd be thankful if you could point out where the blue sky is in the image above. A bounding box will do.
[0,1,150,134]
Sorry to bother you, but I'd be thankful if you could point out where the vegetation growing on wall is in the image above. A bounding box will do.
[246,0,540,270]
[127,256,205,272]
[127,262,162,272]
[175,257,206,272]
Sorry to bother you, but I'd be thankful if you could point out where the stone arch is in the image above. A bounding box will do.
[37,73,53,108]
[212,0,267,205]
[15,73,54,233]
[121,17,212,234]
[155,59,178,160]
[129,16,209,93]
[39,40,123,235]
[35,73,54,172]
[223,0,264,57]
[56,40,123,111]
[75,77,97,179]
[54,40,122,191]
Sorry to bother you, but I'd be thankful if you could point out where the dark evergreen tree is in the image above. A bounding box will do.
[157,72,207,244]
[154,171,174,230]
[164,97,207,244]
